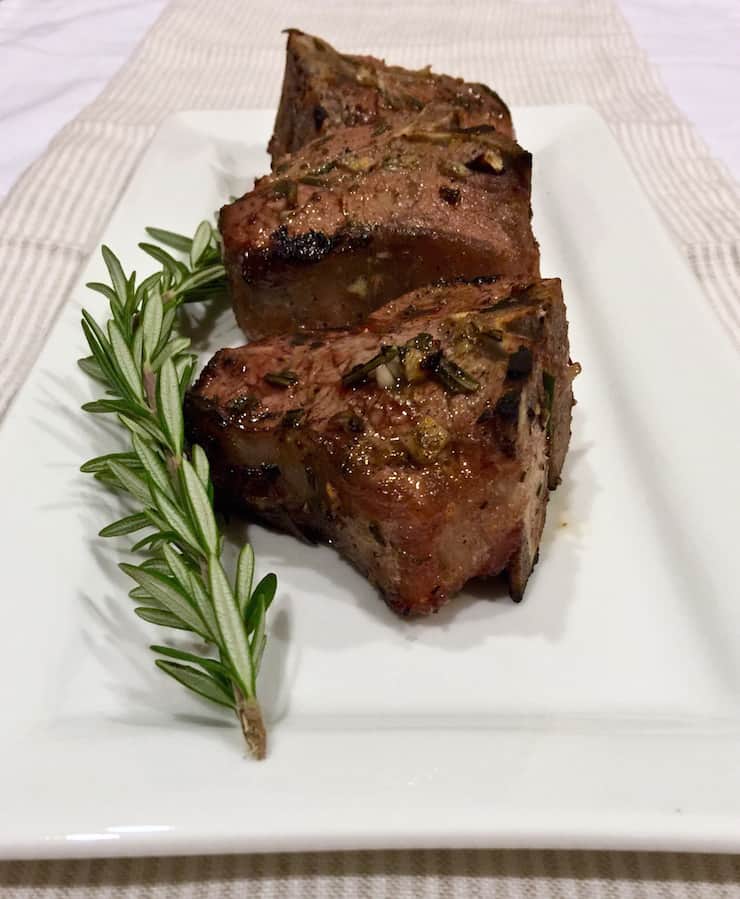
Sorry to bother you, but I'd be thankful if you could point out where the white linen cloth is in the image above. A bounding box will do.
[0,0,739,895]
[0,1,166,199]
[1,0,738,200]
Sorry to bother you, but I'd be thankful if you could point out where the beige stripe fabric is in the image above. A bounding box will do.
[1,0,739,893]
[2,850,740,897]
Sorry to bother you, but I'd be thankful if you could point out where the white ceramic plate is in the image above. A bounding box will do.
[2,107,739,860]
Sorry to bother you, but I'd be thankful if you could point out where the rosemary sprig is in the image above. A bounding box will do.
[78,221,274,760]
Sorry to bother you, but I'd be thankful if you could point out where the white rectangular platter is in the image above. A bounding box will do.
[1,107,739,859]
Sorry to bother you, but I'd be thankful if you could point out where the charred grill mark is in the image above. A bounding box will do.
[439,185,461,206]
[493,389,521,421]
[230,463,282,499]
[329,411,366,434]
[478,388,521,458]
[313,104,328,130]
[245,463,280,481]
[369,521,386,546]
[271,225,334,265]
[282,408,305,428]
[506,346,533,379]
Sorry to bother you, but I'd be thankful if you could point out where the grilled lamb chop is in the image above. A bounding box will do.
[269,29,513,163]
[221,122,539,340]
[185,278,576,617]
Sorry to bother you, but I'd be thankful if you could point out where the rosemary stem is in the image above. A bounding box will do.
[82,226,270,760]
[235,689,266,760]
[199,540,266,760]
[143,365,157,412]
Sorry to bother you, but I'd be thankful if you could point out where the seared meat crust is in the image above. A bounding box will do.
[185,279,574,616]
[221,122,539,339]
[269,29,513,162]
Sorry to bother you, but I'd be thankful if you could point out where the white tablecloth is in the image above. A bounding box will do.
[0,0,738,202]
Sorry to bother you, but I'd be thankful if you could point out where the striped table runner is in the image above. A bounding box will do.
[0,0,738,895]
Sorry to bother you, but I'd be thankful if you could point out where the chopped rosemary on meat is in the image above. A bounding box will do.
[298,174,328,187]
[409,332,435,351]
[477,327,507,359]
[337,155,375,174]
[466,148,505,173]
[341,345,399,387]
[403,416,449,464]
[423,351,481,394]
[437,160,470,180]
[342,332,480,395]
[271,179,298,207]
[312,159,337,175]
[282,408,305,428]
[402,129,454,145]
[264,370,299,388]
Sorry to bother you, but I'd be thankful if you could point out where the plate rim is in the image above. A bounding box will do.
[2,105,739,860]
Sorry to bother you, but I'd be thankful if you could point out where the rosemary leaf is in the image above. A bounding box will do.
[150,336,191,372]
[245,573,277,633]
[77,355,107,384]
[144,226,193,254]
[208,556,254,697]
[155,659,236,709]
[161,543,191,593]
[186,570,220,642]
[150,483,201,551]
[191,444,210,487]
[134,607,190,630]
[80,452,139,474]
[99,512,151,538]
[175,264,226,299]
[131,327,144,369]
[121,563,208,638]
[141,558,173,576]
[101,245,129,304]
[82,398,147,418]
[180,458,219,556]
[156,305,178,356]
[176,357,197,403]
[108,460,153,505]
[131,434,171,497]
[138,242,182,278]
[108,320,143,399]
[250,595,267,673]
[150,644,232,687]
[236,544,255,618]
[189,221,212,268]
[117,413,169,447]
[141,285,164,361]
[80,225,275,759]
[86,281,119,304]
[130,530,175,554]
[81,313,118,385]
[156,358,184,458]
